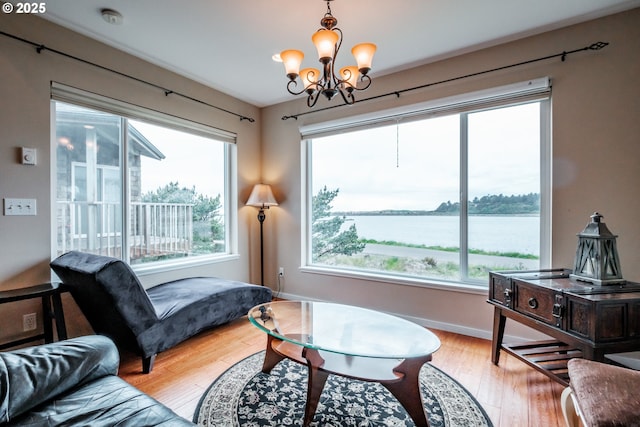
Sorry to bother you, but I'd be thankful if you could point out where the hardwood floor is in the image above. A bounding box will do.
[118,317,567,426]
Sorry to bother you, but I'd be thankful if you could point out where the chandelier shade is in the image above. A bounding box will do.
[279,0,376,107]
[352,43,377,73]
[300,68,320,91]
[280,50,304,79]
[312,29,340,61]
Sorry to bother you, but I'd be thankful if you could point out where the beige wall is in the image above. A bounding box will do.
[0,14,261,341]
[260,8,640,340]
[1,9,638,345]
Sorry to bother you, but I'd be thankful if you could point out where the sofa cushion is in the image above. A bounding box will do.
[8,374,194,426]
[0,335,118,423]
[568,358,640,426]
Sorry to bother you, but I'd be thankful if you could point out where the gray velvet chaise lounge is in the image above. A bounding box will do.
[50,251,272,373]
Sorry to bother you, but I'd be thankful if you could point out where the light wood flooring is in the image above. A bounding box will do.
[118,317,567,426]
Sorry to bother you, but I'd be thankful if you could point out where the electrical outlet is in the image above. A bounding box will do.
[279,267,284,276]
[23,313,37,331]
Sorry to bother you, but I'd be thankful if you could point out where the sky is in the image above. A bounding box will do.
[130,120,226,199]
[311,102,541,212]
[129,102,541,213]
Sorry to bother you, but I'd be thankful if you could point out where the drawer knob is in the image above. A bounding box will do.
[528,297,539,309]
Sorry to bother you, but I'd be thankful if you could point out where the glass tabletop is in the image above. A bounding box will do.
[249,301,441,359]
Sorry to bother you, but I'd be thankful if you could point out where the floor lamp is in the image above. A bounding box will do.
[246,184,278,286]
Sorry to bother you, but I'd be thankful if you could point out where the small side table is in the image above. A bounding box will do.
[0,282,68,350]
[605,351,640,370]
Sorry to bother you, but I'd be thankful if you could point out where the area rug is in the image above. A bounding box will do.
[194,351,493,426]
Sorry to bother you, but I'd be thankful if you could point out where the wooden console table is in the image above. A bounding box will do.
[488,269,640,386]
[0,282,68,350]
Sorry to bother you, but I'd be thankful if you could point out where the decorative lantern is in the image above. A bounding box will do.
[570,212,625,285]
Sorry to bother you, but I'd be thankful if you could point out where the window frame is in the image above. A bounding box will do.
[50,83,239,274]
[300,79,552,290]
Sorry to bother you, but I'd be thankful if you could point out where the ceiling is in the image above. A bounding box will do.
[31,0,640,107]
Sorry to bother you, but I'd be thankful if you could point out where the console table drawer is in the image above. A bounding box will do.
[489,274,512,307]
[513,280,558,326]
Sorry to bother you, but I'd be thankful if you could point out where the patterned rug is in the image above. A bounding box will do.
[194,351,492,426]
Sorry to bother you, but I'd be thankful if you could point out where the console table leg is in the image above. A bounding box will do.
[492,307,506,365]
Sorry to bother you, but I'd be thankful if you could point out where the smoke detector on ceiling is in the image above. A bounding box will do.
[101,8,123,25]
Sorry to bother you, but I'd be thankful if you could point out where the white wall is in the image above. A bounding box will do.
[259,8,640,341]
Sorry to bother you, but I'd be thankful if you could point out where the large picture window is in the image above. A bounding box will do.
[52,87,235,268]
[305,80,551,286]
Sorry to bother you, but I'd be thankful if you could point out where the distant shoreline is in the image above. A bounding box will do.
[334,211,540,217]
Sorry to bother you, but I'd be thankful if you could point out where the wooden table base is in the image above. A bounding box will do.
[262,334,433,427]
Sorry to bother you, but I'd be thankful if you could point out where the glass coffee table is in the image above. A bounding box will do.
[249,301,441,427]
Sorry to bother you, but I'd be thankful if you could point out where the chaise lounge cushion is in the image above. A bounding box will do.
[50,251,272,372]
[0,335,193,425]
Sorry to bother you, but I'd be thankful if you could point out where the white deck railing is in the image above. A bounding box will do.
[56,201,193,260]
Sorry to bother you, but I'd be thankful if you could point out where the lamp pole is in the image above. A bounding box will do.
[246,183,278,287]
[257,206,266,286]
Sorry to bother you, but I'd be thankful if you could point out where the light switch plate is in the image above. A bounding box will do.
[3,198,37,216]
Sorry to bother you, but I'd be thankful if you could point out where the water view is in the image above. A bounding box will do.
[346,215,540,256]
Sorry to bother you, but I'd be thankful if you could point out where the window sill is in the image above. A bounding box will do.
[299,265,488,296]
[133,253,240,276]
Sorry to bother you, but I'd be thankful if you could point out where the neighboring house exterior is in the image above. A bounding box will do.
[54,104,193,260]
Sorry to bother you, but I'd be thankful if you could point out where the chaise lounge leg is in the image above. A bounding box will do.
[142,354,156,373]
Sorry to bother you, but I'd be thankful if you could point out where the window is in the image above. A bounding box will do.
[52,86,235,268]
[304,79,550,286]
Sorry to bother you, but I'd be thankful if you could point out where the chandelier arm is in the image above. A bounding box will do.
[355,74,373,91]
[329,27,344,87]
[286,80,312,96]
[337,87,356,105]
[307,91,321,108]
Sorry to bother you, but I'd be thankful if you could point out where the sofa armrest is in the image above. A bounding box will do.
[0,335,119,423]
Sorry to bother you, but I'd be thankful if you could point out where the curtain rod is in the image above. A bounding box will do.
[281,41,609,121]
[0,30,256,123]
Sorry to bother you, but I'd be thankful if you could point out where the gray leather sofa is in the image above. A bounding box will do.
[50,251,272,373]
[0,335,194,425]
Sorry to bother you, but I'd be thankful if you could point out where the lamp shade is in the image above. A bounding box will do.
[246,184,278,208]
[351,43,376,73]
[312,29,339,61]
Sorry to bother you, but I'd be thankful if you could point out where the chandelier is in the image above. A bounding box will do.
[279,0,377,107]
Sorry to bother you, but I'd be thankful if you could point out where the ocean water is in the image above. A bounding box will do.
[345,215,540,256]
